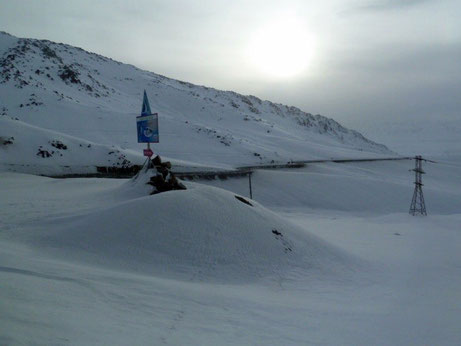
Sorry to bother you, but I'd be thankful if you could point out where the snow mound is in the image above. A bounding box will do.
[33,184,351,283]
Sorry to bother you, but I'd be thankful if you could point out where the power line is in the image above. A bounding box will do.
[409,155,427,216]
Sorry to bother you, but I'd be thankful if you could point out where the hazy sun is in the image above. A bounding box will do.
[248,15,315,78]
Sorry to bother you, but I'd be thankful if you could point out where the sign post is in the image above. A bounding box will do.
[143,148,153,157]
[137,90,158,166]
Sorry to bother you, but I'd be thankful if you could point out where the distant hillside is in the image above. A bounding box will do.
[0,31,392,174]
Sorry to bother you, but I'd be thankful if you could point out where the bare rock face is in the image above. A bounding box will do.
[146,155,186,194]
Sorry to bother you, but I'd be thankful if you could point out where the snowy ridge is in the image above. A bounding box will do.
[0,32,391,173]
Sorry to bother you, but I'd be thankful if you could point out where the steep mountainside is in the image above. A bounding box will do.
[0,31,391,174]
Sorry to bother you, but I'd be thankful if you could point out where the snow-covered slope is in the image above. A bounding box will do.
[0,117,142,174]
[0,31,391,174]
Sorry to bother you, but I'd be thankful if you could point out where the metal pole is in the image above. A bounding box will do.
[248,172,253,199]
[147,142,151,169]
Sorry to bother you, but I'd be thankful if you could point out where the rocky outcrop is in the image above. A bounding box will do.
[146,155,186,194]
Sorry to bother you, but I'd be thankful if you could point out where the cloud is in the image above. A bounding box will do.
[354,0,434,11]
[253,39,461,128]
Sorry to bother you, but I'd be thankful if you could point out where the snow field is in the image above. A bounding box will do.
[1,158,461,345]
[206,160,461,214]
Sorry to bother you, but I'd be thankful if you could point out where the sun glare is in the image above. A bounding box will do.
[248,16,316,78]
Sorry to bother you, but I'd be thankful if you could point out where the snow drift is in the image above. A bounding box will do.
[31,183,352,283]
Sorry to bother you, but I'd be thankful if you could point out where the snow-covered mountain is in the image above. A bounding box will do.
[0,31,391,174]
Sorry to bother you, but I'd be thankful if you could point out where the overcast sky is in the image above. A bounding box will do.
[1,0,460,131]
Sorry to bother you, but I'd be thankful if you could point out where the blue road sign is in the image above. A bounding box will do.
[137,90,159,143]
[137,113,159,143]
[141,90,152,116]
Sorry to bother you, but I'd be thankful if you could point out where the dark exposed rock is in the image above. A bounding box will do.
[1,136,14,145]
[157,166,168,179]
[41,45,61,61]
[152,155,162,166]
[37,149,52,158]
[50,140,67,150]
[145,156,187,194]
[59,64,80,84]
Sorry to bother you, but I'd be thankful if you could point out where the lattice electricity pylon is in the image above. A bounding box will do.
[409,155,427,216]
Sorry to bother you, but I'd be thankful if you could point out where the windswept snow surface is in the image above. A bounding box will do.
[1,158,461,345]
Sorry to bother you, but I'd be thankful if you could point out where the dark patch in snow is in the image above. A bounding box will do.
[59,64,81,84]
[1,136,14,146]
[235,195,253,206]
[272,229,293,253]
[272,229,282,236]
[36,149,52,158]
[50,140,67,150]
